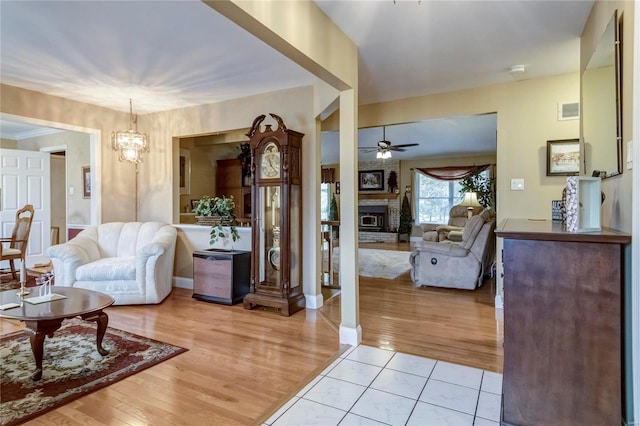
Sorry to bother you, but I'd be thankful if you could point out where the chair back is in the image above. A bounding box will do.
[11,205,34,257]
[448,205,483,228]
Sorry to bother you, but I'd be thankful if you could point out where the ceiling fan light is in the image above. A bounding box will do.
[376,151,383,159]
[383,150,392,159]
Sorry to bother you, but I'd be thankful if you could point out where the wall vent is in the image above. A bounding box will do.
[558,101,580,121]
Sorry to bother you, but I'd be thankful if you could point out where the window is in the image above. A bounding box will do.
[320,183,330,221]
[414,170,489,224]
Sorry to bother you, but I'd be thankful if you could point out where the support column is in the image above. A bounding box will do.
[338,89,361,346]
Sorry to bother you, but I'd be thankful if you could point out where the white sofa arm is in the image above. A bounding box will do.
[134,225,177,303]
[46,236,100,287]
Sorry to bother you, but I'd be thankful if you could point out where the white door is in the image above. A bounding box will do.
[0,148,51,266]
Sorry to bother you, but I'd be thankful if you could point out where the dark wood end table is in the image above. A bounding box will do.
[0,287,115,380]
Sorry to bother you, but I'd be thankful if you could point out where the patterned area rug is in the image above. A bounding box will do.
[0,319,187,426]
[331,248,413,279]
[0,272,36,291]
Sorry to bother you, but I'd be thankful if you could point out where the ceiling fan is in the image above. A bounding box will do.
[358,126,419,159]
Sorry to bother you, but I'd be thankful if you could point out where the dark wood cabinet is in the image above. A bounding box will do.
[496,219,630,426]
[192,249,250,305]
[216,158,251,220]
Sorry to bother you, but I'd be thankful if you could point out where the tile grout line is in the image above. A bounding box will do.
[403,357,437,425]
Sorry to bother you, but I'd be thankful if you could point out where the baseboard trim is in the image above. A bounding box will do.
[339,324,362,346]
[305,293,323,309]
[173,277,193,290]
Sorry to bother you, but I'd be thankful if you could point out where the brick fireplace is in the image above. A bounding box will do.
[358,205,388,232]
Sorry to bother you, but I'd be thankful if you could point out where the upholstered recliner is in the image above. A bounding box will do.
[421,205,484,242]
[410,212,496,290]
[46,222,177,305]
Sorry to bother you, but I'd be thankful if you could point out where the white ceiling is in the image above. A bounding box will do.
[0,0,593,162]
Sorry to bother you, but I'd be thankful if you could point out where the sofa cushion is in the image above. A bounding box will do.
[76,257,136,281]
[461,214,485,250]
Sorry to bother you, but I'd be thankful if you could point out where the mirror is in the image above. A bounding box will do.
[582,10,622,179]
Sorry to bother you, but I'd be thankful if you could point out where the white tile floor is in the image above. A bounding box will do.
[264,345,502,426]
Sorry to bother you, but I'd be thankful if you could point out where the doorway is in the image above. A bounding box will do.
[50,151,66,244]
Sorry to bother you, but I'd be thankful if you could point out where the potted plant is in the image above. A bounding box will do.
[398,192,413,242]
[329,194,339,221]
[237,142,252,186]
[459,173,496,208]
[193,195,240,244]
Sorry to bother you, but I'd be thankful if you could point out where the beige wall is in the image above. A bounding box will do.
[0,138,17,149]
[582,65,618,176]
[582,0,635,232]
[1,84,127,223]
[325,73,580,223]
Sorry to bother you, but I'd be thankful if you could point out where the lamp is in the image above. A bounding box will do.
[112,99,149,164]
[459,192,482,218]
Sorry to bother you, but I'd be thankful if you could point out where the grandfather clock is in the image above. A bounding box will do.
[243,113,305,316]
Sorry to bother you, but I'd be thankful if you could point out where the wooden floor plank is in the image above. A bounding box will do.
[1,249,503,424]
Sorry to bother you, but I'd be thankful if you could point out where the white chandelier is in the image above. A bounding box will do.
[112,99,149,164]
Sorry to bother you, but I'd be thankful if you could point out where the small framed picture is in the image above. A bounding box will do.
[82,166,91,198]
[190,199,199,211]
[179,149,191,194]
[546,139,580,176]
[358,170,384,191]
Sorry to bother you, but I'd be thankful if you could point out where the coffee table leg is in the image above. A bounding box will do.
[82,310,109,356]
[24,320,63,381]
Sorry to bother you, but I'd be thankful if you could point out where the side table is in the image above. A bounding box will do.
[192,249,250,305]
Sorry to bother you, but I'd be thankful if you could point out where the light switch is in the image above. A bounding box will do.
[68,186,74,196]
[627,140,633,170]
[511,178,524,191]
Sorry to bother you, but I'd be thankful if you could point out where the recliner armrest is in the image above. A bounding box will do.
[417,242,469,257]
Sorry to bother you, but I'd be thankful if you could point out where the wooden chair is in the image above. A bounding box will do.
[0,204,35,279]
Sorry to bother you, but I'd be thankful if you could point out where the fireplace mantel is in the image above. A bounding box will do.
[358,193,399,200]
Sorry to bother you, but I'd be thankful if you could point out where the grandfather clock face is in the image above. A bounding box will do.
[260,141,280,179]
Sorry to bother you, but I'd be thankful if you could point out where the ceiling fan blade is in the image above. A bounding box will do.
[358,147,378,153]
[390,147,406,152]
[392,143,419,148]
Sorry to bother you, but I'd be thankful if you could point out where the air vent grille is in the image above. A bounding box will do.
[558,102,580,121]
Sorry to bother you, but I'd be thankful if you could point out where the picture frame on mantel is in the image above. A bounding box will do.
[358,170,384,191]
[546,139,580,176]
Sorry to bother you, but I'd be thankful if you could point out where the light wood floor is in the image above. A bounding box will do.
[1,245,503,425]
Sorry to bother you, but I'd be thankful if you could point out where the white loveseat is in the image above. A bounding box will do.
[46,222,177,305]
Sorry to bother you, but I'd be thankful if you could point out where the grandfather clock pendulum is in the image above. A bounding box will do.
[243,113,305,316]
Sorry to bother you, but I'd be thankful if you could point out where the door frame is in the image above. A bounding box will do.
[40,145,68,244]
[0,113,102,226]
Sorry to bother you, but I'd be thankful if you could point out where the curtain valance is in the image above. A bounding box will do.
[321,168,336,184]
[416,164,490,181]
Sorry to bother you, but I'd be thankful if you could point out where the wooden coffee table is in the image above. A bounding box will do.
[0,287,115,380]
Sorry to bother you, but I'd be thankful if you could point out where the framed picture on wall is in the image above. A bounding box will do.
[82,166,91,198]
[180,149,191,194]
[358,170,384,191]
[546,139,580,176]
